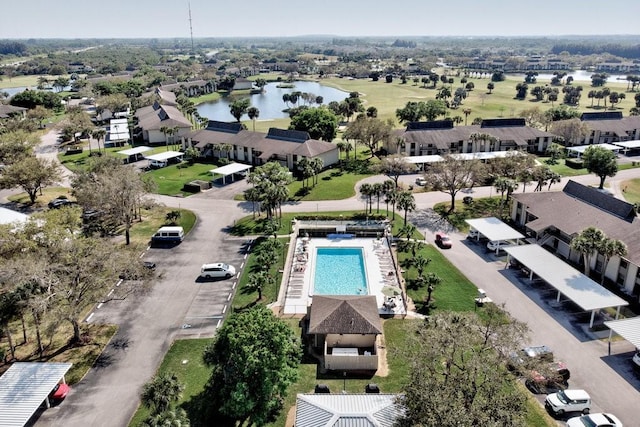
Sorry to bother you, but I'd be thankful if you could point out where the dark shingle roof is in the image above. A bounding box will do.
[308,295,382,335]
[581,111,623,121]
[407,120,453,130]
[563,180,635,221]
[267,128,310,143]
[481,118,526,128]
[205,120,243,134]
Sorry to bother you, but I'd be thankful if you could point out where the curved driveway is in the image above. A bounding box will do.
[28,132,640,426]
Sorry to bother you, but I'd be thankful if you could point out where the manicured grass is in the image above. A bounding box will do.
[7,186,75,206]
[145,162,218,196]
[191,91,221,104]
[289,169,370,201]
[58,146,174,173]
[232,236,289,310]
[620,178,640,204]
[398,244,479,313]
[128,338,213,427]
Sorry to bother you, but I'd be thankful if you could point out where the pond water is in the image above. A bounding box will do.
[1,86,71,97]
[512,70,629,83]
[196,81,349,122]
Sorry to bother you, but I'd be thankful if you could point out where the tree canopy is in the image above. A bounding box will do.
[398,308,530,427]
[288,106,339,141]
[202,305,300,426]
[582,146,618,189]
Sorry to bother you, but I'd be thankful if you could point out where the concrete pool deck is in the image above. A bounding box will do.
[281,237,405,316]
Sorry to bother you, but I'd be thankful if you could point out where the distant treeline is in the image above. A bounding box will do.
[551,43,640,59]
[0,41,27,55]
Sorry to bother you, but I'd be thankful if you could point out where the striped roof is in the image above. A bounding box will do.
[295,394,403,427]
[0,362,72,427]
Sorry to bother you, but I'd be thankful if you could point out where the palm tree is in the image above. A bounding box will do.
[372,182,384,213]
[360,183,374,214]
[570,227,605,276]
[598,238,627,285]
[423,272,442,308]
[246,271,274,301]
[385,187,399,220]
[311,157,324,186]
[91,128,107,154]
[398,223,417,241]
[141,373,184,415]
[463,108,472,125]
[396,191,416,226]
[142,408,190,427]
[160,126,170,151]
[413,254,431,278]
[247,106,260,131]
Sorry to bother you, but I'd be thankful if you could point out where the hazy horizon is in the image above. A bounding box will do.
[2,0,639,40]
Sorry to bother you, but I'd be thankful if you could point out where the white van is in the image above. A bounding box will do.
[200,263,236,279]
[151,226,184,244]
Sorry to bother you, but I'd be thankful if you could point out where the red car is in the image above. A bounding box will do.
[49,383,70,401]
[435,232,452,249]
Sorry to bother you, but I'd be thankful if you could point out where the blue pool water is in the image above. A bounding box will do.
[314,247,368,295]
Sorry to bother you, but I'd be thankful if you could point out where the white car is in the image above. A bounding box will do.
[545,389,591,416]
[632,351,640,369]
[486,240,510,252]
[566,413,623,427]
[415,177,427,186]
[200,263,236,279]
[468,228,480,239]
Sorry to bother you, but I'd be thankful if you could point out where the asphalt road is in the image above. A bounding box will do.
[16,131,640,426]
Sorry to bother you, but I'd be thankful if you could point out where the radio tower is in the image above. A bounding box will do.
[188,2,194,54]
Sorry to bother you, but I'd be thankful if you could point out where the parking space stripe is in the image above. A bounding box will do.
[86,312,94,322]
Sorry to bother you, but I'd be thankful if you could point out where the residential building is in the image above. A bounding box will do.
[134,102,192,144]
[184,121,339,171]
[391,118,555,156]
[511,180,640,300]
[0,104,27,119]
[160,80,215,97]
[558,112,640,146]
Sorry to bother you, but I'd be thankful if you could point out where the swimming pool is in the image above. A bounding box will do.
[313,247,368,295]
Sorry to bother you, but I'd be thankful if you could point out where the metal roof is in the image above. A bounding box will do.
[0,362,72,427]
[116,146,153,156]
[144,151,184,162]
[465,217,525,242]
[295,394,403,427]
[504,244,628,311]
[614,140,640,149]
[209,162,252,176]
[604,317,640,349]
[566,143,622,155]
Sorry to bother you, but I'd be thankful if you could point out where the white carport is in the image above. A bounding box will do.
[613,140,640,155]
[604,317,640,351]
[0,207,28,225]
[116,146,152,163]
[210,162,252,185]
[465,217,525,253]
[566,143,622,158]
[504,244,628,328]
[0,362,72,426]
[144,151,184,167]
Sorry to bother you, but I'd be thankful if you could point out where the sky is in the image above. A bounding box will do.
[2,0,640,39]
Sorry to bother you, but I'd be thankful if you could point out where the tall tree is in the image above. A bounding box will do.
[247,106,260,131]
[373,155,415,187]
[202,305,300,426]
[597,238,628,285]
[396,190,416,226]
[582,145,618,189]
[399,308,530,427]
[247,162,292,222]
[549,119,590,146]
[91,128,107,154]
[229,98,251,122]
[0,156,60,203]
[289,107,339,141]
[570,227,605,277]
[422,155,485,212]
[342,116,392,158]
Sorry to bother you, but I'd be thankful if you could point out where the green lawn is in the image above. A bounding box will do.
[620,178,640,204]
[289,169,370,201]
[128,338,213,427]
[434,197,508,231]
[398,244,479,313]
[128,207,197,246]
[145,162,219,196]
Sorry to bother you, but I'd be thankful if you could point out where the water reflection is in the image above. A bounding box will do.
[196,81,349,122]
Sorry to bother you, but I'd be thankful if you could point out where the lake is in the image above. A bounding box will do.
[196,81,349,122]
[512,69,629,83]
